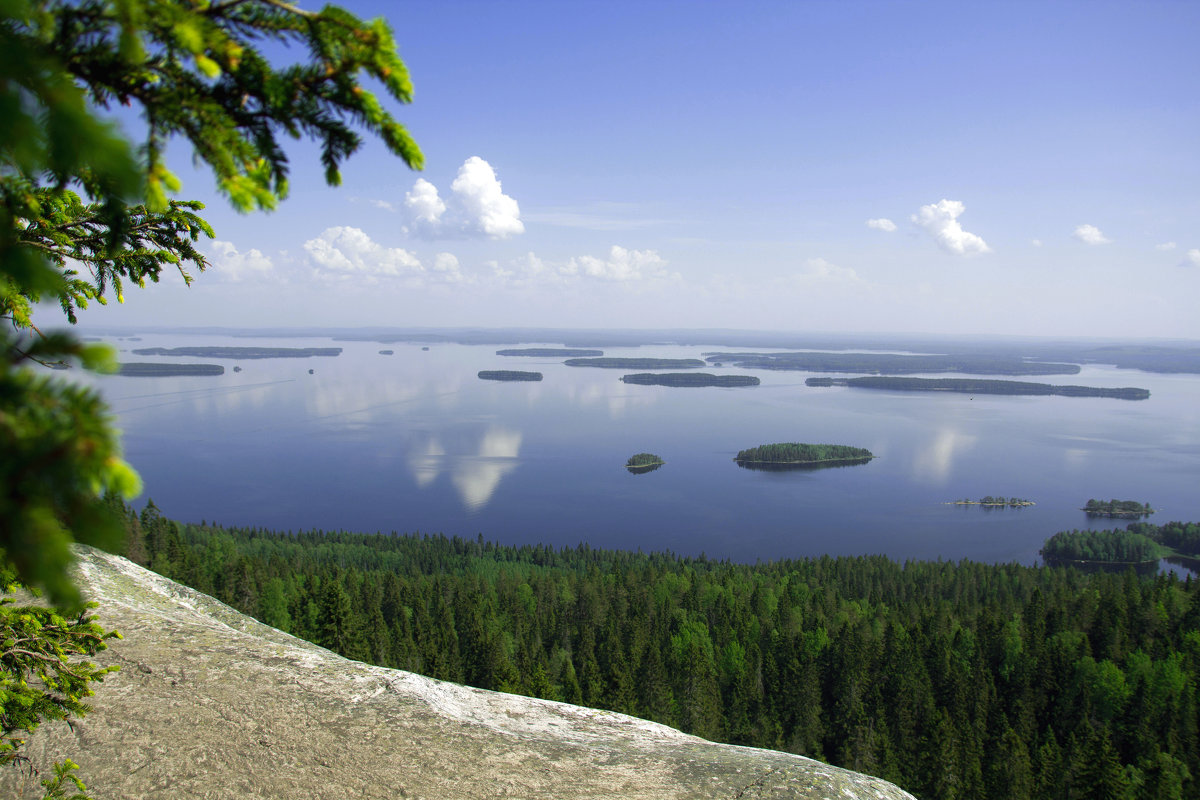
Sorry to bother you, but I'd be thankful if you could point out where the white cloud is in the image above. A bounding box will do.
[866,218,897,232]
[207,240,274,282]
[401,157,523,240]
[432,252,466,284]
[797,257,863,285]
[303,226,423,280]
[1182,249,1200,268]
[911,200,992,256]
[563,246,672,282]
[1073,223,1110,245]
[1156,241,1177,251]
[1031,239,1043,247]
[404,178,446,224]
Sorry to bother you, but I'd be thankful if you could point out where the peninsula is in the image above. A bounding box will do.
[497,348,604,357]
[621,372,759,387]
[132,346,342,359]
[734,442,874,469]
[565,357,706,369]
[705,352,1080,376]
[805,376,1150,400]
[478,370,543,382]
[118,362,224,376]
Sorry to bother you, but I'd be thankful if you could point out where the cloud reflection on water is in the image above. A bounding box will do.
[408,426,523,511]
[912,428,977,484]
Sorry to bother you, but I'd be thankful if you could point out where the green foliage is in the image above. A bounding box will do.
[1085,499,1155,518]
[113,503,1200,800]
[0,589,120,798]
[625,453,664,468]
[1041,529,1163,564]
[1,0,423,602]
[734,442,873,464]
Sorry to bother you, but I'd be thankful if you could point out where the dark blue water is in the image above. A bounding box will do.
[84,334,1200,565]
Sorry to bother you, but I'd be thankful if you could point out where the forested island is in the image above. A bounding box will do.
[117,363,224,377]
[704,352,1080,376]
[949,496,1035,507]
[105,499,1200,800]
[625,453,664,473]
[1083,499,1155,518]
[805,376,1150,400]
[564,357,706,369]
[477,370,543,382]
[497,348,604,357]
[132,346,342,359]
[734,442,874,468]
[621,372,760,387]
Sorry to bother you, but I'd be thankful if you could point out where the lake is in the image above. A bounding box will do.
[80,332,1200,566]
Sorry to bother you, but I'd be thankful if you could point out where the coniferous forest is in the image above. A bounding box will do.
[113,498,1200,800]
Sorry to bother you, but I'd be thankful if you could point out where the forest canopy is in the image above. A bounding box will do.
[734,443,874,464]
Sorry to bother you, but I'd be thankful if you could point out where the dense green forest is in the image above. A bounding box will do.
[621,372,760,387]
[734,443,874,464]
[116,363,224,376]
[1041,530,1163,565]
[625,453,664,473]
[1087,500,1156,518]
[705,352,1081,376]
[625,453,664,468]
[477,370,543,382]
[108,500,1200,800]
[806,377,1151,400]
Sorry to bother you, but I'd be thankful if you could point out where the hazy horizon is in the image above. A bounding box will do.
[64,0,1200,340]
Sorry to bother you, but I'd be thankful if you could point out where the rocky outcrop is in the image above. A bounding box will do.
[3,548,916,799]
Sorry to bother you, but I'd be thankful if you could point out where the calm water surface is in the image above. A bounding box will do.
[83,334,1200,565]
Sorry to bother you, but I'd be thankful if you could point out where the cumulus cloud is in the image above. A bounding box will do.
[1156,242,1177,251]
[303,226,423,280]
[911,200,991,256]
[401,157,523,239]
[797,257,863,285]
[207,240,274,282]
[432,252,465,284]
[563,246,671,282]
[1182,249,1200,268]
[404,179,446,224]
[1073,224,1110,245]
[866,218,897,232]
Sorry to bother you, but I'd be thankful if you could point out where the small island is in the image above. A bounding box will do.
[948,496,1035,508]
[497,348,604,357]
[478,370,543,382]
[621,372,760,387]
[379,350,394,355]
[118,363,224,377]
[734,443,874,470]
[625,453,664,474]
[132,346,342,359]
[564,357,706,370]
[805,376,1150,400]
[1083,498,1155,518]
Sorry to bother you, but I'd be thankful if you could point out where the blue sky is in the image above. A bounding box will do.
[79,0,1200,338]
